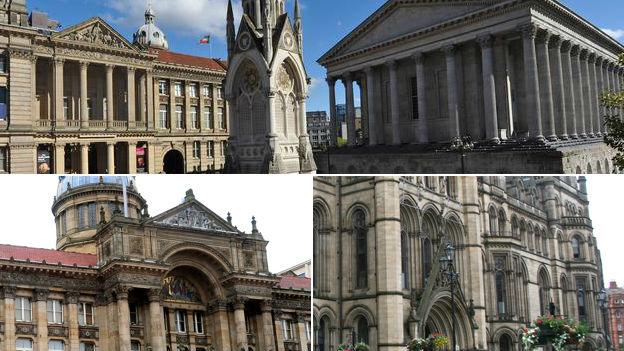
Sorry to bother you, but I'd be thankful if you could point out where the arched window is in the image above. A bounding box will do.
[528,225,535,251]
[496,271,507,317]
[489,206,498,235]
[511,217,519,238]
[401,231,409,289]
[318,317,328,351]
[535,232,542,254]
[355,316,369,344]
[313,210,320,290]
[572,236,582,260]
[560,276,569,317]
[422,237,432,286]
[558,234,565,260]
[354,210,368,288]
[577,279,587,322]
[498,210,506,236]
[499,334,512,351]
[541,230,548,256]
[538,269,550,316]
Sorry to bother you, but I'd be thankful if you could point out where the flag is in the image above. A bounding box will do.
[199,35,211,45]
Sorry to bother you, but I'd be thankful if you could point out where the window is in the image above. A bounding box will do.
[193,141,200,159]
[131,341,141,351]
[189,84,198,98]
[130,304,140,325]
[163,308,169,332]
[159,81,168,95]
[356,316,369,344]
[204,107,213,128]
[159,105,169,129]
[577,280,586,321]
[218,108,225,129]
[489,207,498,235]
[0,54,6,73]
[203,84,212,97]
[0,146,7,173]
[207,141,214,157]
[572,237,581,259]
[618,323,622,332]
[15,297,32,322]
[401,231,409,289]
[496,271,506,316]
[79,343,95,351]
[220,141,226,156]
[193,311,204,334]
[305,321,311,341]
[88,203,96,228]
[78,302,94,326]
[217,86,222,99]
[48,340,64,351]
[422,237,432,285]
[410,76,419,120]
[354,210,367,288]
[191,106,199,129]
[47,300,64,324]
[175,106,184,129]
[175,310,186,332]
[174,83,183,97]
[0,87,8,120]
[78,204,87,229]
[63,97,69,119]
[281,319,293,340]
[16,339,33,351]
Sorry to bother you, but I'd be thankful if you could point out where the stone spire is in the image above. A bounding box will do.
[263,4,273,61]
[294,0,303,56]
[227,0,235,61]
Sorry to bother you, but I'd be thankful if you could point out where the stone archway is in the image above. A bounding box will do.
[420,291,474,350]
[163,149,185,174]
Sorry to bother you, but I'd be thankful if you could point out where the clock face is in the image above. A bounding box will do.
[238,32,251,51]
[283,32,294,50]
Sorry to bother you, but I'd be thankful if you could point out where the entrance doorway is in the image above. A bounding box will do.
[163,150,184,174]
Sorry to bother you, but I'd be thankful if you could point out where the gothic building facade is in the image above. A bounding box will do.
[0,177,311,351]
[224,0,316,174]
[0,1,229,174]
[317,0,624,174]
[313,176,607,351]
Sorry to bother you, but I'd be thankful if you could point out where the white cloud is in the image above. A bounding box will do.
[105,0,242,41]
[602,28,624,41]
[308,76,322,91]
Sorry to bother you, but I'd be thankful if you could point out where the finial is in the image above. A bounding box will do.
[294,0,301,20]
[185,189,195,202]
[227,212,232,224]
[251,216,258,233]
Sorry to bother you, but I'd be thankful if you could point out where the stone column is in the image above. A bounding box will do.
[127,67,136,128]
[584,52,596,137]
[80,143,89,174]
[563,42,578,138]
[593,56,603,136]
[3,286,16,351]
[53,58,65,123]
[601,60,610,132]
[31,56,37,121]
[444,45,460,138]
[54,143,65,174]
[146,69,155,129]
[358,78,369,143]
[536,30,557,141]
[327,77,337,147]
[478,35,500,143]
[210,300,231,351]
[273,311,285,351]
[106,64,115,127]
[571,45,586,138]
[233,297,248,351]
[344,73,356,146]
[364,67,377,146]
[414,53,428,143]
[107,142,115,174]
[138,71,147,127]
[184,81,192,130]
[116,286,132,351]
[260,300,276,351]
[35,289,49,351]
[66,292,80,351]
[296,313,309,351]
[80,61,89,127]
[520,24,544,141]
[387,61,401,144]
[549,36,568,139]
[147,290,166,351]
[128,141,137,174]
[374,177,403,351]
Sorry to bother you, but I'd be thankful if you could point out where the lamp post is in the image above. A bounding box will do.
[597,288,611,350]
[449,135,474,174]
[440,242,459,351]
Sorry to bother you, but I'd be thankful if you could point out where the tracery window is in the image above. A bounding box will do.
[538,270,550,316]
[489,206,498,235]
[356,316,369,344]
[401,230,409,289]
[498,210,506,235]
[494,256,507,317]
[354,210,368,289]
[422,237,432,286]
[511,217,519,238]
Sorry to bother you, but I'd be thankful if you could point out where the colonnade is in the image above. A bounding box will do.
[326,23,624,147]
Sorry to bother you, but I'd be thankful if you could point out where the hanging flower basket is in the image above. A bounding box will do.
[407,334,449,351]
[338,342,370,351]
[520,316,589,351]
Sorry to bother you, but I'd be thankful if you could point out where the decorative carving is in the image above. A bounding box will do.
[15,323,36,335]
[283,32,294,50]
[176,334,190,344]
[130,326,144,338]
[162,276,202,303]
[147,288,162,303]
[48,325,69,337]
[231,296,248,310]
[277,63,294,94]
[2,286,16,299]
[79,326,100,339]
[238,32,252,51]
[208,299,228,313]
[114,285,131,300]
[156,205,227,232]
[520,23,538,40]
[241,63,260,95]
[243,251,255,268]
[65,291,80,304]
[34,289,50,301]
[476,35,493,48]
[61,22,126,49]
[129,237,144,256]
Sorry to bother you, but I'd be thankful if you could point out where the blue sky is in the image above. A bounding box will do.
[29,0,624,113]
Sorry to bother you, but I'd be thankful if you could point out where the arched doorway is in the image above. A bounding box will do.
[499,334,512,351]
[421,291,473,351]
[163,150,185,174]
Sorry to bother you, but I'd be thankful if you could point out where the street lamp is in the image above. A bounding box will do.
[449,136,474,174]
[439,242,459,351]
[597,288,611,350]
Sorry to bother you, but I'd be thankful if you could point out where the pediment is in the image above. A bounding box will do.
[54,17,138,51]
[234,15,262,55]
[322,0,499,61]
[149,200,238,234]
[274,15,300,55]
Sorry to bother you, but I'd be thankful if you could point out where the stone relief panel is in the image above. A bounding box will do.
[156,205,227,232]
[60,22,127,49]
[129,237,144,256]
[243,251,255,268]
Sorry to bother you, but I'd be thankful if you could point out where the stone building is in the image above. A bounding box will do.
[313,176,608,351]
[317,0,624,174]
[224,0,316,174]
[0,176,311,351]
[0,1,230,174]
[607,281,624,349]
[306,112,330,149]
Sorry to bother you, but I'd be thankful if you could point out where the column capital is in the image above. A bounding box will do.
[79,61,89,69]
[65,291,80,304]
[114,285,131,300]
[105,63,115,70]
[476,35,494,48]
[443,44,456,56]
[579,48,589,60]
[342,71,353,82]
[29,55,38,64]
[147,288,162,303]
[53,57,65,65]
[363,65,375,75]
[412,52,425,65]
[260,299,273,312]
[595,56,604,66]
[325,76,336,87]
[1,285,16,299]
[231,296,248,310]
[602,59,610,68]
[127,66,136,73]
[208,299,229,312]
[549,35,562,49]
[560,39,572,52]
[569,44,581,57]
[587,52,596,64]
[296,312,308,323]
[519,23,538,40]
[385,60,398,70]
[536,29,552,45]
[34,288,50,301]
[95,293,111,307]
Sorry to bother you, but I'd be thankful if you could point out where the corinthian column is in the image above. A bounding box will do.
[444,45,460,139]
[327,77,337,147]
[53,58,65,124]
[594,56,604,136]
[66,292,80,351]
[414,53,428,143]
[477,35,499,143]
[3,286,17,351]
[80,143,89,174]
[106,64,115,127]
[344,73,356,146]
[148,289,166,351]
[261,300,276,351]
[80,61,89,128]
[387,60,401,145]
[116,286,132,351]
[364,67,378,146]
[127,67,136,128]
[233,297,248,351]
[520,24,544,141]
[550,36,568,139]
[584,52,596,137]
[571,45,586,138]
[536,30,557,141]
[35,289,49,351]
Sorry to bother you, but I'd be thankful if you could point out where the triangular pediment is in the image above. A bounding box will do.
[54,17,138,51]
[320,0,501,62]
[148,199,238,234]
[274,15,300,55]
[234,14,263,55]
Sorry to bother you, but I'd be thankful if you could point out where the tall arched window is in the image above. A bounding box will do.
[535,232,542,254]
[577,279,587,322]
[511,217,519,238]
[560,276,569,317]
[496,271,507,317]
[422,237,432,286]
[354,210,368,288]
[499,334,512,351]
[318,317,328,351]
[541,230,549,256]
[313,210,320,290]
[498,210,506,236]
[401,231,409,289]
[558,234,565,260]
[489,206,498,235]
[571,236,582,260]
[538,269,550,316]
[355,316,369,344]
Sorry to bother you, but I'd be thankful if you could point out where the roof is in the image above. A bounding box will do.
[0,244,97,268]
[156,50,227,72]
[277,275,311,291]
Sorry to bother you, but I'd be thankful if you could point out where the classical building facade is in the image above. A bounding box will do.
[224,0,316,174]
[607,281,624,349]
[314,176,608,351]
[317,0,624,174]
[0,176,311,351]
[306,112,330,150]
[0,1,230,174]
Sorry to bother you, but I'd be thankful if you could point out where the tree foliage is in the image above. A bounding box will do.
[601,53,624,172]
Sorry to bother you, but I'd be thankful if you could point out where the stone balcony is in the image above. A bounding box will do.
[560,216,593,228]
[33,119,150,132]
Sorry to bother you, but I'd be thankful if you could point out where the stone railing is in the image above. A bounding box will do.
[284,340,301,351]
[561,216,592,227]
[110,120,128,129]
[87,120,107,129]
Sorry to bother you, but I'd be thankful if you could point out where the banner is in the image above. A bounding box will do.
[37,148,51,174]
[136,144,147,173]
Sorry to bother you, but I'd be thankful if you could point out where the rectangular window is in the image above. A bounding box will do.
[15,297,32,322]
[217,86,222,99]
[174,83,183,97]
[79,343,94,351]
[191,107,199,129]
[47,300,64,324]
[48,340,64,351]
[176,105,184,129]
[189,84,198,98]
[305,321,311,341]
[207,141,214,157]
[175,310,186,333]
[218,108,225,129]
[159,81,168,95]
[63,97,69,119]
[411,76,419,120]
[0,55,7,73]
[194,311,204,334]
[78,302,94,326]
[0,87,8,121]
[163,308,169,332]
[193,141,200,159]
[0,147,6,173]
[130,304,140,325]
[220,141,226,156]
[577,280,587,321]
[88,203,96,228]
[130,341,141,351]
[203,84,212,97]
[205,107,212,128]
[78,204,86,229]
[281,319,293,340]
[159,105,168,129]
[16,338,33,351]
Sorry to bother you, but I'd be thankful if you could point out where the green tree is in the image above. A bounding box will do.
[602,53,624,172]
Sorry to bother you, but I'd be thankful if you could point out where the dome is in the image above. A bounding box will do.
[56,176,137,198]
[133,4,169,50]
